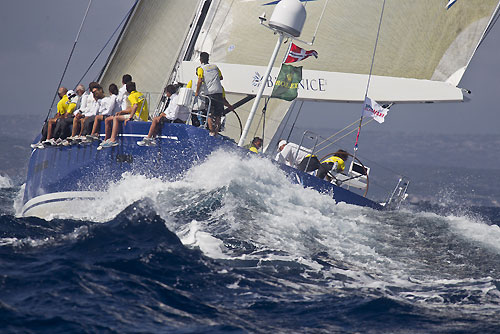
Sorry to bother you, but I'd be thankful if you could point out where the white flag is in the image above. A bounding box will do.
[362,96,389,123]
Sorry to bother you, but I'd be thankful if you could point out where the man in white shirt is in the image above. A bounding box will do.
[75,84,88,111]
[137,84,189,146]
[88,83,120,140]
[116,74,132,111]
[69,82,99,139]
[275,140,322,173]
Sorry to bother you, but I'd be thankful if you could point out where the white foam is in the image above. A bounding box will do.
[0,174,13,188]
[39,150,390,275]
[23,150,499,295]
[178,220,229,259]
[0,225,89,248]
[13,183,25,217]
[447,214,500,253]
[12,149,500,307]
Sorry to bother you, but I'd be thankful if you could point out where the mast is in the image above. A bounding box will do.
[238,0,306,147]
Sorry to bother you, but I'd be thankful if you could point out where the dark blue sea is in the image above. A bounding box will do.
[2,118,500,333]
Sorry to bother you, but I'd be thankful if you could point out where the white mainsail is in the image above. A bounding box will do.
[99,0,499,145]
[182,0,499,145]
[99,0,202,105]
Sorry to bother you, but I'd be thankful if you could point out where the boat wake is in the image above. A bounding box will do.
[3,150,500,332]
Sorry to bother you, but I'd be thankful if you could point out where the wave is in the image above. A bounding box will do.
[0,174,13,189]
[2,151,500,332]
[2,199,500,332]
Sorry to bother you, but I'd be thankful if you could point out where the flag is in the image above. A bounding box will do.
[271,64,302,101]
[284,43,318,64]
[362,96,389,123]
[446,0,457,9]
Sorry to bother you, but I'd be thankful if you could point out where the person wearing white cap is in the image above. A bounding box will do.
[42,87,77,145]
[50,89,79,143]
[274,139,322,173]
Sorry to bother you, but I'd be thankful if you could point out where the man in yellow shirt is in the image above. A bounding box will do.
[317,149,349,181]
[246,137,262,153]
[195,52,224,136]
[41,87,77,145]
[99,81,148,148]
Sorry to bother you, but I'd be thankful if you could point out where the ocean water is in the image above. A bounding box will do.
[1,152,500,333]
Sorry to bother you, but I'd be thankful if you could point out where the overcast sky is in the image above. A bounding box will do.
[1,0,499,137]
[0,0,135,123]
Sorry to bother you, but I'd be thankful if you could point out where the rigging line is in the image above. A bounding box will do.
[262,98,268,146]
[75,2,136,88]
[286,100,305,142]
[354,0,386,151]
[316,118,375,155]
[309,0,329,45]
[250,97,269,140]
[275,100,296,145]
[97,0,139,82]
[363,0,386,99]
[44,0,93,123]
[252,107,265,139]
[315,117,363,151]
[75,2,134,88]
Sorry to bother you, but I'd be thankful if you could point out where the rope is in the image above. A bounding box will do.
[353,0,386,152]
[287,100,305,142]
[316,118,363,151]
[75,1,138,88]
[262,97,269,146]
[44,0,93,122]
[315,118,375,155]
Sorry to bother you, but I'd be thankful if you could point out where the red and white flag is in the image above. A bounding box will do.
[284,43,318,64]
[362,96,389,123]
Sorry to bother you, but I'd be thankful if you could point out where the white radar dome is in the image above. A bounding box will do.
[268,0,306,37]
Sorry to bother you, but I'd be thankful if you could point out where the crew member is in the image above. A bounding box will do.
[246,137,262,153]
[275,140,320,173]
[99,81,148,148]
[317,150,349,180]
[195,52,224,136]
[137,84,189,146]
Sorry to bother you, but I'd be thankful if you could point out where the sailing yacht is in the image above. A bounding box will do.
[23,0,500,218]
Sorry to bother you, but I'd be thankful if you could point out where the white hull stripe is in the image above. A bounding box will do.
[114,134,179,140]
[22,191,103,216]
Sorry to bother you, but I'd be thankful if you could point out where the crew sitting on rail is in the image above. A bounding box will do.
[67,82,101,143]
[98,81,148,149]
[137,84,190,146]
[87,83,121,141]
[317,149,349,181]
[117,74,132,111]
[41,88,78,147]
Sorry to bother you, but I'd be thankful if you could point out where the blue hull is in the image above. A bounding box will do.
[23,122,382,217]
